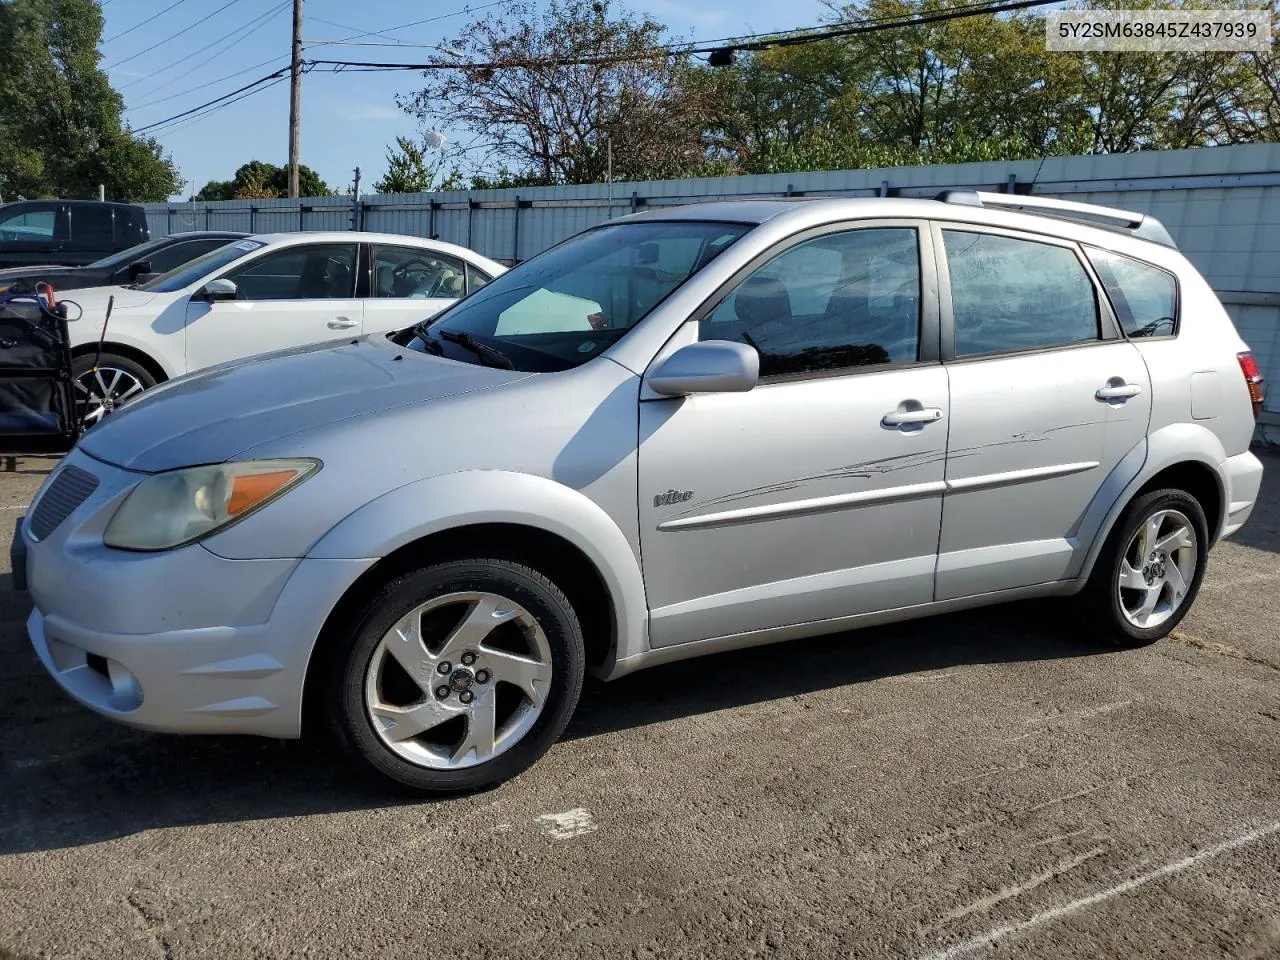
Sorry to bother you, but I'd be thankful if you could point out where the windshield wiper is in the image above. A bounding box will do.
[437,329,515,369]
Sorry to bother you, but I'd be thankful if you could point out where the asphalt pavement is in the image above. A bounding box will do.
[1,450,1278,960]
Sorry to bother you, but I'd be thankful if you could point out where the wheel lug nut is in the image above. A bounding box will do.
[459,691,474,704]
[474,669,490,684]
[435,685,450,699]
[461,652,476,666]
[437,662,451,674]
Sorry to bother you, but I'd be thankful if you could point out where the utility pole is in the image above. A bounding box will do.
[287,0,303,198]
[350,167,362,231]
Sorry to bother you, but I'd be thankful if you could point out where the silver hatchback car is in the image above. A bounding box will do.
[16,194,1266,792]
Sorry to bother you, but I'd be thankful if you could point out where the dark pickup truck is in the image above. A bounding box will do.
[0,200,150,269]
[0,231,248,295]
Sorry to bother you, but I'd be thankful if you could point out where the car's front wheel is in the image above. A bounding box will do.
[1082,488,1209,648]
[71,353,156,427]
[325,559,585,792]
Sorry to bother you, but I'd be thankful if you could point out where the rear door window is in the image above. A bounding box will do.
[1083,246,1178,338]
[942,230,1100,357]
[69,207,115,250]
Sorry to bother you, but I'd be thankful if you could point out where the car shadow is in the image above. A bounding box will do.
[0,600,1108,856]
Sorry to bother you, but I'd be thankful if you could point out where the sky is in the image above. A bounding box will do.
[100,0,832,200]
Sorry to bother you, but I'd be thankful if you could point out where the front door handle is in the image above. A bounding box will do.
[1096,379,1142,401]
[328,317,358,329]
[882,407,944,427]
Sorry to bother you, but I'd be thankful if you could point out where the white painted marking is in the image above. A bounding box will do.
[536,808,598,840]
[919,820,1280,960]
[0,504,28,511]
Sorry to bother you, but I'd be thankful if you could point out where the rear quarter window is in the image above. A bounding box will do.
[1084,246,1178,339]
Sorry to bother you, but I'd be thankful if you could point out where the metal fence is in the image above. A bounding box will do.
[144,143,1280,435]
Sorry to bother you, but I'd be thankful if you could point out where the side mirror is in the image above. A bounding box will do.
[126,260,152,282]
[201,278,238,302]
[646,340,759,397]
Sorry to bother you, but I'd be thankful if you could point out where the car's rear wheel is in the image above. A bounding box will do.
[71,353,156,427]
[1081,488,1209,648]
[325,559,585,792]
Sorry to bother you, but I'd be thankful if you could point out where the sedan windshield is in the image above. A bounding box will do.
[407,221,750,372]
[138,239,264,293]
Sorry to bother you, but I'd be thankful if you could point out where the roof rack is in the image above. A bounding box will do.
[934,189,1177,249]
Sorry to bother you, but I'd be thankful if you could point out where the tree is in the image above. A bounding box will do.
[0,0,181,201]
[194,161,333,201]
[397,0,721,185]
[373,135,465,193]
[697,0,1276,173]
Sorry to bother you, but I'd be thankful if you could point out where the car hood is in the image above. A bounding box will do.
[66,284,161,312]
[78,337,532,472]
[0,264,84,285]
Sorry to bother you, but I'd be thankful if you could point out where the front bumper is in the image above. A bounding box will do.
[19,448,375,738]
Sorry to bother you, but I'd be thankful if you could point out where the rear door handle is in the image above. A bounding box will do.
[1096,380,1142,401]
[328,317,358,329]
[882,407,944,427]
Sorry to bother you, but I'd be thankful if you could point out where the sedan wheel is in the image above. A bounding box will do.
[70,354,156,428]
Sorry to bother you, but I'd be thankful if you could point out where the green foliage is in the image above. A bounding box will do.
[194,161,333,201]
[373,136,465,193]
[0,0,181,201]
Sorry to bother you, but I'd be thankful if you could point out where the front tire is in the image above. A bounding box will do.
[324,559,585,793]
[1081,488,1209,648]
[71,353,156,427]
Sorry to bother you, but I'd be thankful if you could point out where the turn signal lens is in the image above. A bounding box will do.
[228,470,300,516]
[1237,352,1265,419]
[104,458,320,551]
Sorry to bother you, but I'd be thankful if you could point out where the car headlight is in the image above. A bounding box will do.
[104,458,320,551]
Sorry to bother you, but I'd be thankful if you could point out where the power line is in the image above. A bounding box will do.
[302,1,511,51]
[133,67,291,133]
[308,14,414,45]
[103,0,192,44]
[105,0,251,70]
[130,54,289,113]
[303,0,1064,72]
[147,74,290,137]
[118,1,286,92]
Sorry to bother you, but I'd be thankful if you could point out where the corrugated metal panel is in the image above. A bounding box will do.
[142,145,1279,420]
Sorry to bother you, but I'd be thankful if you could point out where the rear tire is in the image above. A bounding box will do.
[324,558,585,793]
[71,353,156,427]
[1080,488,1208,648]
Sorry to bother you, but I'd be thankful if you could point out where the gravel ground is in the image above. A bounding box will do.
[1,449,1277,960]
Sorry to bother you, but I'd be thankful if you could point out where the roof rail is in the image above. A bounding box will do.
[934,189,1177,249]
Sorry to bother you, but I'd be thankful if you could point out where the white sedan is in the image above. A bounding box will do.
[63,231,506,423]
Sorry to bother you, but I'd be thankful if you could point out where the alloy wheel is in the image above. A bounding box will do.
[74,366,146,425]
[364,591,553,770]
[1116,508,1199,630]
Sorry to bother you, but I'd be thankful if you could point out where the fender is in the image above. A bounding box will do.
[71,332,180,380]
[306,469,650,667]
[1074,421,1226,583]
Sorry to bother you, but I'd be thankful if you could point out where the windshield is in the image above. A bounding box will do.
[138,238,264,292]
[88,236,176,270]
[406,221,750,372]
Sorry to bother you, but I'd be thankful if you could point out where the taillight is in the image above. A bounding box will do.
[1237,352,1265,419]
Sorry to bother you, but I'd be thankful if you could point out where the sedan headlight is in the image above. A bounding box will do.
[104,459,320,551]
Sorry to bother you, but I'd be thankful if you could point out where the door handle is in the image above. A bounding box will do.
[1095,380,1142,401]
[328,317,358,329]
[882,407,944,427]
